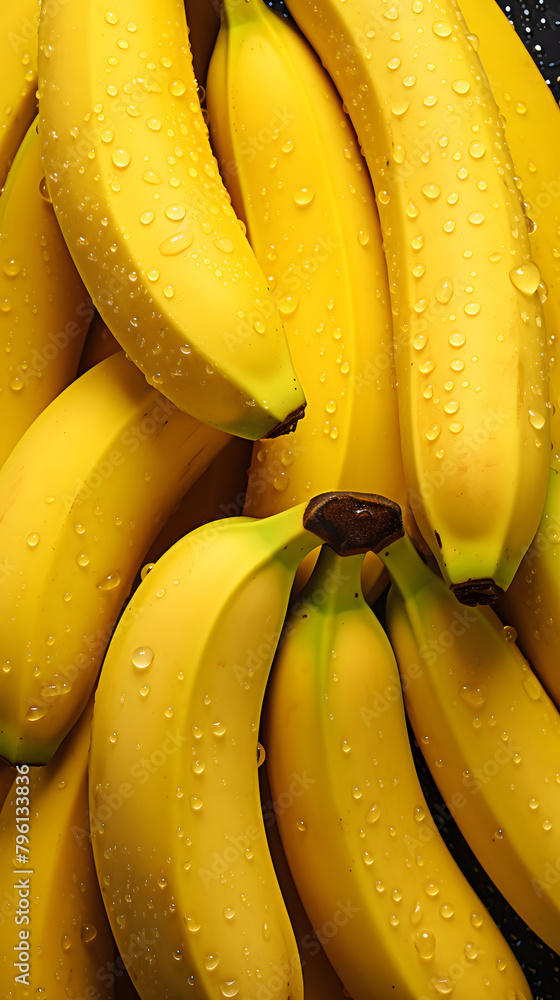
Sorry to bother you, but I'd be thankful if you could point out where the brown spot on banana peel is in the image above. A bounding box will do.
[302,491,404,556]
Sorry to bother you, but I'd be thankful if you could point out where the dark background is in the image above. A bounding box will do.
[496,0,560,100]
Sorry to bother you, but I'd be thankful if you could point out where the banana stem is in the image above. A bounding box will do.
[298,544,365,608]
[375,531,438,603]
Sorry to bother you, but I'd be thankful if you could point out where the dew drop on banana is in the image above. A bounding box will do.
[132,646,153,670]
[220,981,239,998]
[413,928,436,960]
[522,674,542,700]
[367,803,380,823]
[204,954,220,971]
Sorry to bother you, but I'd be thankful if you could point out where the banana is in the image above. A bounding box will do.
[258,761,348,1000]
[363,499,560,955]
[0,697,115,999]
[88,491,388,1000]
[264,543,533,998]
[37,0,306,440]
[496,387,560,709]
[206,0,411,596]
[456,0,560,388]
[0,115,92,468]
[284,0,551,604]
[0,349,230,766]
[0,0,40,189]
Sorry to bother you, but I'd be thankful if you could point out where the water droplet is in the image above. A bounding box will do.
[468,212,485,225]
[204,953,220,971]
[25,704,48,722]
[452,79,470,94]
[432,20,452,36]
[294,187,315,206]
[105,10,118,24]
[449,421,463,434]
[431,976,454,995]
[509,261,540,296]
[387,57,401,69]
[277,295,299,316]
[464,941,479,961]
[362,851,374,865]
[421,184,441,200]
[444,400,460,415]
[27,532,40,548]
[142,170,162,185]
[211,721,226,736]
[436,278,453,304]
[358,229,370,246]
[392,100,411,117]
[9,374,23,391]
[111,147,130,168]
[443,220,455,233]
[97,572,121,591]
[419,359,435,374]
[132,647,154,670]
[170,78,186,96]
[448,331,465,347]
[165,204,186,221]
[464,302,480,315]
[414,929,436,960]
[220,982,239,998]
[190,796,203,811]
[459,682,487,707]
[502,625,517,642]
[160,231,194,256]
[214,237,234,254]
[468,140,485,159]
[367,803,381,824]
[341,739,351,753]
[76,553,89,567]
[412,0,424,9]
[522,674,542,700]
[440,903,454,919]
[411,235,424,250]
[414,806,426,822]
[426,424,441,441]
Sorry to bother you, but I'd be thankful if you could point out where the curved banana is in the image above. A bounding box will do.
[258,762,348,1000]
[206,0,411,595]
[264,543,533,998]
[0,116,92,468]
[456,0,560,387]
[366,508,560,955]
[88,492,385,1000]
[496,388,560,708]
[0,349,230,766]
[37,0,306,440]
[0,0,40,188]
[284,0,550,604]
[0,698,115,999]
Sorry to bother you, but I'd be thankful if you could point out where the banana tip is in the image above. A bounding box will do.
[451,578,505,606]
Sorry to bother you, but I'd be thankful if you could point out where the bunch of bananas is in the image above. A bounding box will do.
[0,0,559,997]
